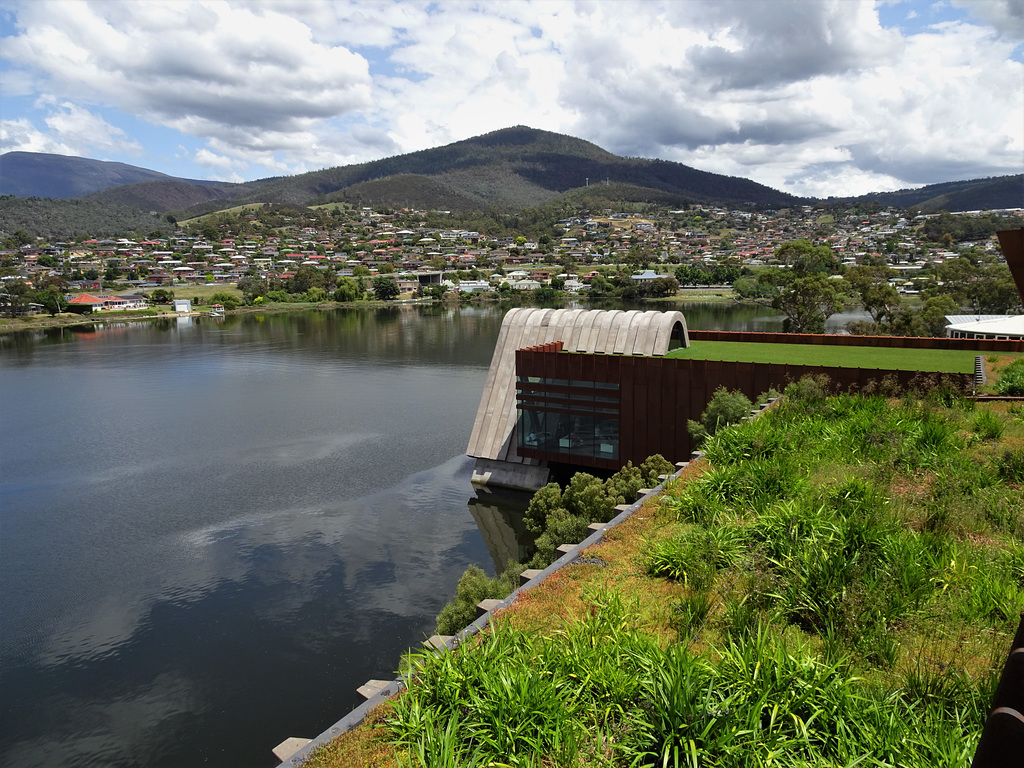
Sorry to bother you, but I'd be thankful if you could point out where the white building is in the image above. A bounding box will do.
[944,315,1024,340]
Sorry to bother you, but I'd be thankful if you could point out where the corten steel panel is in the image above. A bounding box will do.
[617,357,634,465]
[645,358,663,461]
[659,361,677,459]
[997,228,1024,305]
[972,613,1024,768]
[620,356,638,464]
[515,349,974,472]
[753,364,773,399]
[736,361,755,400]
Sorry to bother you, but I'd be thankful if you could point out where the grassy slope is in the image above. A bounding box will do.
[306,385,1023,767]
[666,340,982,373]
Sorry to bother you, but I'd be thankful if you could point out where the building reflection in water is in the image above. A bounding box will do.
[467,486,535,575]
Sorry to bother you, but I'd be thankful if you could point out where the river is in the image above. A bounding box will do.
[0,301,853,768]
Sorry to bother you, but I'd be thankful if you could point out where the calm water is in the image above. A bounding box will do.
[0,301,812,768]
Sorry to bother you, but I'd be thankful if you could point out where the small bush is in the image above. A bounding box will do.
[995,357,1024,396]
[434,563,525,635]
[207,291,240,310]
[670,590,715,638]
[997,449,1024,483]
[973,409,1005,440]
[688,386,753,447]
[645,530,717,590]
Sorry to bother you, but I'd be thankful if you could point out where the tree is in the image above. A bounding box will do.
[772,274,846,333]
[846,265,900,325]
[965,267,1022,314]
[372,276,400,301]
[918,295,959,336]
[1,280,31,317]
[333,277,363,302]
[30,286,65,316]
[776,239,839,276]
[636,276,679,298]
[287,265,327,295]
[208,291,240,310]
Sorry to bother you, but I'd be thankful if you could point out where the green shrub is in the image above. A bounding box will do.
[997,449,1024,483]
[670,590,715,638]
[645,533,716,589]
[995,357,1024,395]
[687,386,753,447]
[434,563,525,635]
[973,409,1005,440]
[207,291,240,310]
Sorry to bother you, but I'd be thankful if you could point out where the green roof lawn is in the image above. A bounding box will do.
[665,340,979,373]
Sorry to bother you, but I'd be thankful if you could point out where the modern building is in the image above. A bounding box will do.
[467,308,689,490]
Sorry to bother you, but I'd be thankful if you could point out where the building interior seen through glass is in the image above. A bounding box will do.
[517,377,619,460]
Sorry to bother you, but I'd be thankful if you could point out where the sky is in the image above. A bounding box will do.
[0,0,1021,198]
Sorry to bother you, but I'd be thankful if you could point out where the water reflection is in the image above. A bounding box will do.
[0,307,509,768]
[467,486,535,574]
[1,301,849,767]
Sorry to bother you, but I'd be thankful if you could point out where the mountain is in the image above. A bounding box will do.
[839,175,1024,213]
[4,128,1021,219]
[70,127,804,213]
[0,151,222,199]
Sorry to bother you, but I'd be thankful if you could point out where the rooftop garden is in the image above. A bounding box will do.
[666,340,993,374]
[302,377,1024,767]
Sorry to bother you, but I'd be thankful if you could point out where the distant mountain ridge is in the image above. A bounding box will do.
[0,151,221,199]
[2,127,1021,216]
[835,175,1024,213]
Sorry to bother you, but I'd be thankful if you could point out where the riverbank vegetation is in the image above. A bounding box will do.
[305,377,1023,767]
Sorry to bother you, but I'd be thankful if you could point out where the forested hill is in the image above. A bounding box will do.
[4,128,1020,222]
[16,127,804,215]
[834,175,1024,213]
[0,151,220,199]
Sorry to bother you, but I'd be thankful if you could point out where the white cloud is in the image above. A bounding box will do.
[953,0,1024,39]
[3,0,372,169]
[0,0,1020,196]
[0,101,141,157]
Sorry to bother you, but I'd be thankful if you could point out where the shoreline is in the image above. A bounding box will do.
[0,291,738,335]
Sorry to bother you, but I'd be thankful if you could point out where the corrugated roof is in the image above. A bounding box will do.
[945,315,1024,338]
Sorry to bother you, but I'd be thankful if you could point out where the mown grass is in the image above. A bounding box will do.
[304,381,1024,768]
[666,340,981,373]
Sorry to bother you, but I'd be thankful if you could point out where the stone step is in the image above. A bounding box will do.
[476,598,502,617]
[422,634,453,651]
[520,568,543,585]
[272,737,311,762]
[356,679,391,700]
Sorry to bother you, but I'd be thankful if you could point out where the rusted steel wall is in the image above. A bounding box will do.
[997,228,1024,306]
[515,347,972,469]
[972,614,1024,767]
[689,329,1023,352]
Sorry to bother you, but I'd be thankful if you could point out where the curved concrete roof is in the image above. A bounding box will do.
[467,308,689,463]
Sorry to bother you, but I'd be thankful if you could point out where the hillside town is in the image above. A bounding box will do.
[2,203,1022,334]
